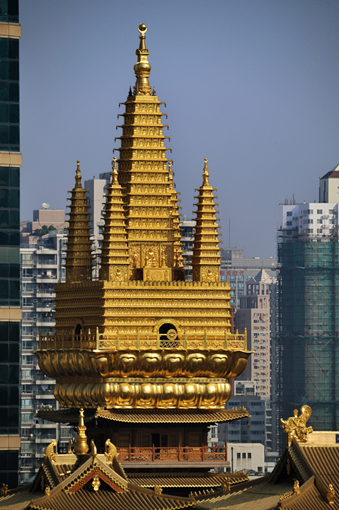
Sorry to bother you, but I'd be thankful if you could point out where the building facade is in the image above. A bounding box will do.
[219,248,277,309]
[278,166,339,435]
[0,0,21,487]
[235,270,273,399]
[20,211,70,483]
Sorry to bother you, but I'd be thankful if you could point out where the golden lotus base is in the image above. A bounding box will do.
[35,349,250,380]
[54,378,231,409]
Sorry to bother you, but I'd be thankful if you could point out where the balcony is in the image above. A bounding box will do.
[116,445,229,469]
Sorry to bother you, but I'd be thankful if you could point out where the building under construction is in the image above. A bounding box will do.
[278,186,339,434]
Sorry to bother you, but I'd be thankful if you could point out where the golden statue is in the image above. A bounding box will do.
[293,479,300,495]
[280,405,313,446]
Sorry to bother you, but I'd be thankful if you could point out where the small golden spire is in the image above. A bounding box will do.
[74,408,89,456]
[75,160,81,188]
[134,23,151,95]
[112,156,118,184]
[203,158,210,185]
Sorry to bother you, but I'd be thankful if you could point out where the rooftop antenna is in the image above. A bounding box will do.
[42,203,50,209]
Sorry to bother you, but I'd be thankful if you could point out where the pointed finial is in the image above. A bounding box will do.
[203,158,210,185]
[75,160,82,188]
[134,23,151,95]
[74,407,89,456]
[111,156,118,184]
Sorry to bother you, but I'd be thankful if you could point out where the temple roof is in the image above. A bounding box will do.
[36,407,250,425]
[0,451,195,510]
[129,472,249,489]
[192,432,339,509]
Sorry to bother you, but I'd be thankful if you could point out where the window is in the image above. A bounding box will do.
[237,453,241,459]
[242,453,246,458]
[286,211,292,216]
[317,209,322,214]
[286,221,292,226]
[248,453,252,459]
[118,434,130,447]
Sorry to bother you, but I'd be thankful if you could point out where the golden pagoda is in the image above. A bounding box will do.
[35,23,252,494]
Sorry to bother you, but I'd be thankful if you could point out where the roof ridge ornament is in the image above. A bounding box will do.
[133,23,151,96]
[280,404,313,446]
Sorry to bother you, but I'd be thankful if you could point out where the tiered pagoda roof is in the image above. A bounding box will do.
[64,161,92,282]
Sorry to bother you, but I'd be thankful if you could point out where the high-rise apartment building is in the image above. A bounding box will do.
[278,164,339,433]
[220,248,277,309]
[235,270,273,399]
[0,0,21,487]
[20,210,70,483]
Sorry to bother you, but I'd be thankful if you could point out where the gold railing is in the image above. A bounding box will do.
[116,445,227,463]
[38,328,247,351]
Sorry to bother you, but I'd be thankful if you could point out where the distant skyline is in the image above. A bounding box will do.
[20,0,339,258]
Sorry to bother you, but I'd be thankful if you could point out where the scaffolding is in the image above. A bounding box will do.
[277,231,339,434]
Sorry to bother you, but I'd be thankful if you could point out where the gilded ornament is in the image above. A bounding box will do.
[280,405,313,446]
[293,479,300,495]
[0,484,8,497]
[105,439,118,462]
[44,439,58,462]
[92,475,101,492]
[66,438,73,454]
[327,483,335,504]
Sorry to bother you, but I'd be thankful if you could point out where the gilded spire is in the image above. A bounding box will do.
[99,157,129,282]
[64,161,92,282]
[114,23,177,281]
[133,23,151,96]
[74,408,89,456]
[192,158,221,282]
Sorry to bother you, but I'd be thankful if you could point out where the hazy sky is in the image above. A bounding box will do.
[20,0,339,258]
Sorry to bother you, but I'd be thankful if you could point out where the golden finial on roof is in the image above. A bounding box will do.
[44,439,57,462]
[66,438,73,454]
[75,160,81,188]
[134,23,151,96]
[105,438,118,463]
[74,408,89,456]
[203,158,210,185]
[112,156,118,184]
[280,405,313,446]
